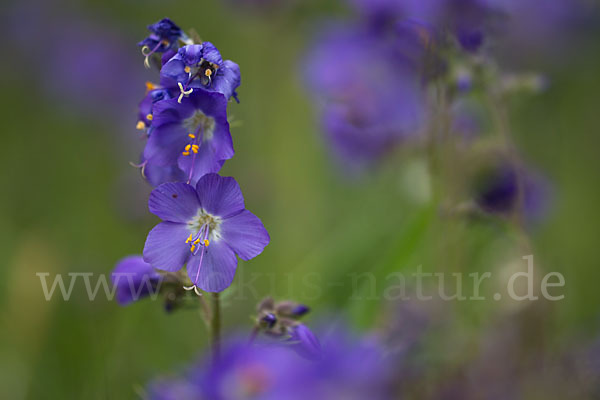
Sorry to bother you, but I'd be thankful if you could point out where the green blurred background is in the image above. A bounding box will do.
[1,0,600,398]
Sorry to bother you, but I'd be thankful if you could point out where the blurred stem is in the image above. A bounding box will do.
[198,295,211,330]
[211,292,221,363]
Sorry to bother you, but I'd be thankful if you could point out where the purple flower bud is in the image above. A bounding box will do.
[289,324,322,361]
[292,304,310,317]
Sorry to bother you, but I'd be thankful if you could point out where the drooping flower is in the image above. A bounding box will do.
[143,174,270,292]
[136,82,173,133]
[161,43,241,102]
[142,90,233,185]
[111,256,163,305]
[139,18,188,67]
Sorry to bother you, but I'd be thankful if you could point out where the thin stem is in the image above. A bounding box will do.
[211,292,221,363]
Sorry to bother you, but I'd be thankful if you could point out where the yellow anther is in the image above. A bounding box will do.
[191,144,199,153]
[184,66,191,74]
[188,133,196,139]
[185,144,192,151]
[161,39,170,46]
[203,239,210,247]
[193,238,201,245]
[146,114,153,121]
[145,81,156,92]
[205,69,212,77]
[190,244,196,253]
[186,234,193,243]
[182,151,190,156]
[136,121,145,130]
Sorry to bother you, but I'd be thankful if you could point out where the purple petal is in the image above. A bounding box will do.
[148,182,199,222]
[220,210,270,260]
[195,174,245,218]
[187,239,237,292]
[144,122,188,166]
[201,42,223,66]
[143,222,191,271]
[212,60,241,101]
[111,256,161,306]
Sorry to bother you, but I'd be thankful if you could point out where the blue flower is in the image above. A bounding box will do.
[161,43,241,102]
[139,18,186,56]
[142,90,234,185]
[142,174,270,293]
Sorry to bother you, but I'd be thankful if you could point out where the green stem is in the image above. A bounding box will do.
[211,292,221,363]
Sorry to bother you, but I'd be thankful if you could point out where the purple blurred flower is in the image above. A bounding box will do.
[111,256,162,305]
[305,24,426,171]
[161,43,241,102]
[148,328,390,399]
[143,90,233,185]
[143,174,270,292]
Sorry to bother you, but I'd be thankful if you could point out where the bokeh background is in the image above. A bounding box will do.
[1,0,600,398]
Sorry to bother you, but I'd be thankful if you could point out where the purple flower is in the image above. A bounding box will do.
[139,18,186,58]
[143,174,270,292]
[142,90,233,185]
[111,256,162,305]
[305,25,426,171]
[161,43,241,102]
[147,328,390,399]
[136,83,173,133]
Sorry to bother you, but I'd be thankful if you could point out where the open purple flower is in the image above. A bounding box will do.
[142,90,233,185]
[143,174,270,292]
[111,256,163,305]
[161,43,241,102]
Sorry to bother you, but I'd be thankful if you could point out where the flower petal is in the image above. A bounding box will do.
[143,222,191,271]
[148,182,199,222]
[195,173,245,218]
[111,255,162,306]
[187,239,237,292]
[144,122,188,166]
[220,210,270,260]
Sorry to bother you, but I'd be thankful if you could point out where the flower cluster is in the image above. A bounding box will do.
[113,18,269,300]
[305,0,555,222]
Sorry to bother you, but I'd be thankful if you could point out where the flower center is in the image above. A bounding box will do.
[183,111,215,140]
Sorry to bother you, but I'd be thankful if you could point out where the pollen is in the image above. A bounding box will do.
[136,121,145,130]
[146,114,153,121]
[203,239,210,247]
[161,39,170,46]
[191,144,199,153]
[145,81,156,92]
[190,244,196,253]
[186,234,193,243]
[188,133,196,139]
[182,151,190,156]
[184,66,191,74]
[185,144,192,151]
[205,69,212,77]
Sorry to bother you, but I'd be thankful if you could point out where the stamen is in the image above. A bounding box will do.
[205,69,212,77]
[185,144,192,151]
[186,234,193,243]
[145,81,157,92]
[188,133,196,139]
[177,82,194,103]
[184,66,191,74]
[204,239,210,247]
[146,114,153,121]
[191,144,199,154]
[136,121,145,130]
[182,151,190,156]
[183,285,203,296]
